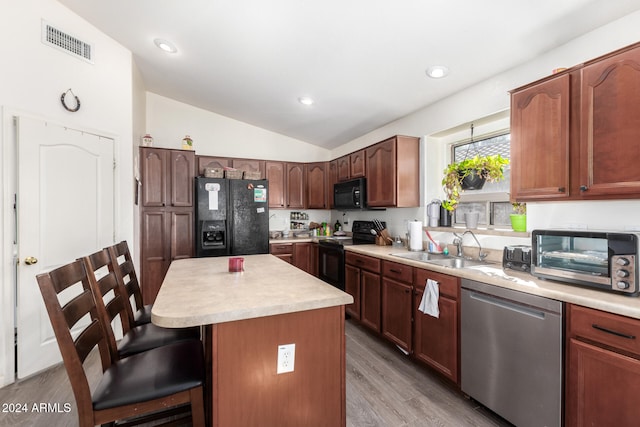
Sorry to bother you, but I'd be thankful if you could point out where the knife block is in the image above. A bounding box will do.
[375,229,392,246]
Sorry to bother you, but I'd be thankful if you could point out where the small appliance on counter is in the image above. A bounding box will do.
[531,229,639,296]
[502,245,532,272]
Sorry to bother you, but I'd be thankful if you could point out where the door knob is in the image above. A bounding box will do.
[24,256,38,265]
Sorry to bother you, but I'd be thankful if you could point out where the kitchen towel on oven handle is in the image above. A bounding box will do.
[419,279,439,318]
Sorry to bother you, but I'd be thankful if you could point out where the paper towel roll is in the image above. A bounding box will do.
[408,220,423,251]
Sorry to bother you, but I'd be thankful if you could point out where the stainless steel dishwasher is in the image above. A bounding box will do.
[461,279,563,427]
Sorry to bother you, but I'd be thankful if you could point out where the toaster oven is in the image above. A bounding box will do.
[531,230,639,296]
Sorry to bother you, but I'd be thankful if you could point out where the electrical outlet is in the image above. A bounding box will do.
[276,343,295,374]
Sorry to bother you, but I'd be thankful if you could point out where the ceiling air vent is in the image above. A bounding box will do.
[41,20,93,63]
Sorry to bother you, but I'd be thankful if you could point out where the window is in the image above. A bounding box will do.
[452,131,511,228]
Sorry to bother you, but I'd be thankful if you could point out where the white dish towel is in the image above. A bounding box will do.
[418,279,440,318]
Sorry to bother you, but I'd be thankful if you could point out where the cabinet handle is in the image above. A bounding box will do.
[390,268,402,274]
[580,185,588,192]
[404,289,410,294]
[558,187,565,192]
[355,259,363,264]
[592,323,636,340]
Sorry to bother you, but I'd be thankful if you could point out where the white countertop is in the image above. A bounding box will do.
[152,254,353,328]
[346,244,640,319]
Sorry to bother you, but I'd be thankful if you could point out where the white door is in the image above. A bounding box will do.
[16,116,115,379]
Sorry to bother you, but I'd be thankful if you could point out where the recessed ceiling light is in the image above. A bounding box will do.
[426,65,449,79]
[154,38,177,53]
[298,97,314,106]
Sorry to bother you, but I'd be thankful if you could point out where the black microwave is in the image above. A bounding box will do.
[334,178,366,210]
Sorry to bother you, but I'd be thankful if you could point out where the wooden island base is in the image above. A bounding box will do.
[206,306,346,427]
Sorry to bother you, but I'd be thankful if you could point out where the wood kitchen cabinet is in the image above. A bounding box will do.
[293,242,313,274]
[306,162,329,209]
[197,156,231,175]
[366,136,420,207]
[566,304,640,426]
[345,252,381,332]
[286,163,305,209]
[511,42,640,201]
[337,155,350,182]
[141,147,195,208]
[381,260,413,352]
[349,150,366,179]
[270,242,293,264]
[140,210,193,304]
[413,269,460,384]
[327,160,338,208]
[510,73,571,200]
[270,242,314,274]
[336,150,365,182]
[197,156,265,178]
[140,147,195,304]
[266,161,286,208]
[266,161,306,209]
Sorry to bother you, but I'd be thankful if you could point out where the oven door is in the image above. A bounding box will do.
[318,241,345,290]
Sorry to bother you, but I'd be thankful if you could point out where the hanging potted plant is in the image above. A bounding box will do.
[441,154,509,211]
[441,123,509,212]
[510,202,527,232]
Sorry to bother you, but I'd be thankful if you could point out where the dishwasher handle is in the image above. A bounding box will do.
[469,291,546,320]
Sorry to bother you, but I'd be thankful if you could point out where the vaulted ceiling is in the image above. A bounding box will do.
[59,0,640,148]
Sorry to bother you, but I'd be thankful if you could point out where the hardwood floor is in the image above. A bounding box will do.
[0,320,512,427]
[345,320,511,427]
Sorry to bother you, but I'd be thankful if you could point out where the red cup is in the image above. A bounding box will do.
[228,257,244,272]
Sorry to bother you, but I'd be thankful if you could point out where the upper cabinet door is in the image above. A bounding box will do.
[266,161,286,208]
[286,163,306,209]
[141,148,167,207]
[349,150,366,178]
[197,156,231,175]
[337,155,350,181]
[306,162,328,209]
[510,74,571,200]
[580,46,640,197]
[366,138,397,207]
[232,158,265,178]
[170,150,195,207]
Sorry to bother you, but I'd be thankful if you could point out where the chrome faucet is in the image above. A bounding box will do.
[452,230,487,261]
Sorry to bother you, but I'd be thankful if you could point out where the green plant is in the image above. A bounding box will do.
[511,202,526,215]
[441,154,509,211]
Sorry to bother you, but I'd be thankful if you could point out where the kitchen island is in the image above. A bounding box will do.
[152,254,353,427]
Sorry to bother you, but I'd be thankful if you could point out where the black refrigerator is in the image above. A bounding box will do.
[195,177,269,257]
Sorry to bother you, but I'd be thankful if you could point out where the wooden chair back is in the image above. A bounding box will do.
[83,248,134,359]
[36,259,112,422]
[107,241,144,323]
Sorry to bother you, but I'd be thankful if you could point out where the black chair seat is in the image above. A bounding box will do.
[117,323,200,359]
[134,304,153,326]
[93,340,204,411]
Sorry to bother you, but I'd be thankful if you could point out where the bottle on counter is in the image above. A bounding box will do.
[334,220,341,232]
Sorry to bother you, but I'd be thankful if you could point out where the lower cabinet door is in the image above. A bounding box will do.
[345,264,361,320]
[381,278,412,352]
[360,270,381,333]
[413,288,458,383]
[567,338,640,427]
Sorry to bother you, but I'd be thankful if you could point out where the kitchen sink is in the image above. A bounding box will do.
[391,252,488,269]
[390,252,448,262]
[423,257,487,269]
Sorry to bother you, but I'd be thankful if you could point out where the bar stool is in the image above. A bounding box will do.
[36,259,205,427]
[106,241,152,326]
[83,248,200,359]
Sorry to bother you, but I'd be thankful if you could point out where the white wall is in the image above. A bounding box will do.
[146,92,331,162]
[0,0,134,387]
[332,10,640,247]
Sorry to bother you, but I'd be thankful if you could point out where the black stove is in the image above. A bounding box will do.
[317,220,386,291]
[317,220,386,247]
